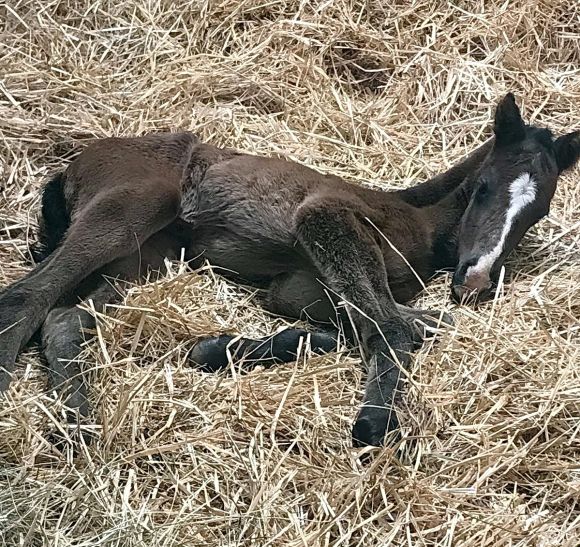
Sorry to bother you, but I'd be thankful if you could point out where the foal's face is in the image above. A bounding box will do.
[452,93,580,302]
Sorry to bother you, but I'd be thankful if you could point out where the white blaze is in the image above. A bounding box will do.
[465,173,536,280]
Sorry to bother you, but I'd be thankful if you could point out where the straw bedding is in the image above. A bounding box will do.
[1,1,579,545]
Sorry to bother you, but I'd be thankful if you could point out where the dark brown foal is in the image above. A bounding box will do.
[0,93,578,447]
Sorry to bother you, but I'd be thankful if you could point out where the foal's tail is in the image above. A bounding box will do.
[30,172,71,263]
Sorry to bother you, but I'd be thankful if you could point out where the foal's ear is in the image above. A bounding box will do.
[494,92,525,145]
[554,130,580,173]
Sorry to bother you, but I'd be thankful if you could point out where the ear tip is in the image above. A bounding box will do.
[496,92,519,112]
[555,129,580,172]
[560,130,580,143]
[494,92,524,140]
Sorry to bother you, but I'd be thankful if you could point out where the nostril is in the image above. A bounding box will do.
[452,256,492,304]
[460,257,478,274]
[462,270,492,294]
[454,256,478,286]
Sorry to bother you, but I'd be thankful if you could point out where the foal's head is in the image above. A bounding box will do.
[452,93,580,302]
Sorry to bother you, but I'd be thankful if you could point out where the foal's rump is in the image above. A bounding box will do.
[32,131,200,263]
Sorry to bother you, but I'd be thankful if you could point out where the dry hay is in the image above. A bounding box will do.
[1,0,579,545]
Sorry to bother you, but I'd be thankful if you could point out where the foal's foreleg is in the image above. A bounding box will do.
[189,270,342,371]
[294,202,416,447]
[189,329,338,372]
[0,185,179,390]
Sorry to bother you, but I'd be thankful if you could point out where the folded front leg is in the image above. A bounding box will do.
[189,329,338,372]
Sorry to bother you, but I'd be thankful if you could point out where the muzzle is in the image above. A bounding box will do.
[451,257,494,303]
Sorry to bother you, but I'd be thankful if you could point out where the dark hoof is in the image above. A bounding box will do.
[352,407,400,448]
[188,335,236,372]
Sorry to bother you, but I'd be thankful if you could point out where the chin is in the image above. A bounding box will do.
[450,284,494,304]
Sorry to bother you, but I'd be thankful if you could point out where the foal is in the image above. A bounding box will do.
[0,93,578,447]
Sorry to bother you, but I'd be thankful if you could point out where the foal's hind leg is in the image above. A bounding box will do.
[0,184,180,390]
[42,278,121,443]
[41,228,181,443]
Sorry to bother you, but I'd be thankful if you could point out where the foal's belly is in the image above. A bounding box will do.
[180,173,311,285]
[185,225,310,286]
[185,224,424,304]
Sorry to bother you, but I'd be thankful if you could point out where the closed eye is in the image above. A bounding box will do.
[476,181,489,200]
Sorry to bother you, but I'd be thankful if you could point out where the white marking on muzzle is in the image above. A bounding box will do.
[465,173,536,281]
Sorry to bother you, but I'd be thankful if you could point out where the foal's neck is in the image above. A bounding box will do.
[388,140,491,271]
[396,140,492,208]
